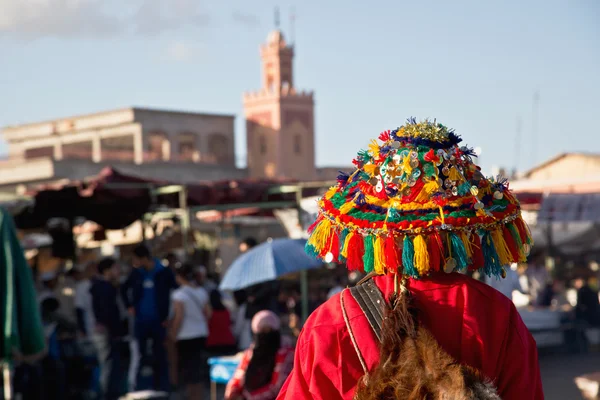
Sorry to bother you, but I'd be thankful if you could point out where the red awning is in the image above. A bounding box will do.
[14,167,301,230]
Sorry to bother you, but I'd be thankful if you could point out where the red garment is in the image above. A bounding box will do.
[278,273,543,400]
[207,309,236,348]
[225,338,294,400]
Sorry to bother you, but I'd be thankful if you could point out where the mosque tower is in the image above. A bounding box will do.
[243,29,316,180]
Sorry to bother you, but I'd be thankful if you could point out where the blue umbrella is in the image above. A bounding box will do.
[219,238,323,291]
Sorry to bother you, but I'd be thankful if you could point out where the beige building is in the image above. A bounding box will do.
[0,107,242,189]
[512,153,600,193]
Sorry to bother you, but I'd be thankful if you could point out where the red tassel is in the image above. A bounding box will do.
[428,232,443,272]
[329,231,340,262]
[346,233,365,271]
[379,130,391,141]
[502,225,520,263]
[424,148,441,164]
[470,233,485,270]
[514,219,529,245]
[383,235,400,272]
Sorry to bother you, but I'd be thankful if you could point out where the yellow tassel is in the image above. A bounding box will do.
[414,179,441,203]
[341,230,353,259]
[438,206,446,224]
[402,155,413,175]
[368,140,380,158]
[363,163,378,176]
[449,166,462,182]
[374,235,386,274]
[324,187,336,200]
[460,231,473,258]
[339,200,355,215]
[491,229,512,266]
[413,235,430,275]
[307,218,331,252]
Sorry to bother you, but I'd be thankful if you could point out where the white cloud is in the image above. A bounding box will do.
[0,0,209,39]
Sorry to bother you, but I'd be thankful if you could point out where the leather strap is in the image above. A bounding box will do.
[349,279,386,343]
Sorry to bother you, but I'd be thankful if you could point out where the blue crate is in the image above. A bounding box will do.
[208,356,241,384]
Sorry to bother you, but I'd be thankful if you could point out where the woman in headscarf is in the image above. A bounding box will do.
[225,311,294,400]
[277,119,543,399]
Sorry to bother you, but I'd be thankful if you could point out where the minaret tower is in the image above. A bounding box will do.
[243,27,316,180]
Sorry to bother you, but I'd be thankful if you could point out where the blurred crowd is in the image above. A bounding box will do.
[13,237,347,400]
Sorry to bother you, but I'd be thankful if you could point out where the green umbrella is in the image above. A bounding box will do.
[0,207,45,377]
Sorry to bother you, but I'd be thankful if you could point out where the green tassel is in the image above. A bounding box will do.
[338,229,349,262]
[449,232,469,270]
[363,236,375,273]
[402,236,419,278]
[507,223,526,262]
[305,242,319,259]
[481,232,502,278]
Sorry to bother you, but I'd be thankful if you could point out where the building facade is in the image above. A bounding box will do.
[0,108,240,188]
[243,30,317,180]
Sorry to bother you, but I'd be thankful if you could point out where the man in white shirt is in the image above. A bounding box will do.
[485,264,527,301]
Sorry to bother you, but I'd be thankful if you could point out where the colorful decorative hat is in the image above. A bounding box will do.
[306,118,533,279]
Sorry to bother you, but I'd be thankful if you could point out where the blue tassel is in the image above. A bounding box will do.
[481,232,502,278]
[449,232,469,270]
[337,171,350,187]
[457,182,471,196]
[402,236,419,278]
[338,229,349,262]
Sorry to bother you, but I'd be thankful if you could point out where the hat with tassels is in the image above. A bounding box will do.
[306,118,533,279]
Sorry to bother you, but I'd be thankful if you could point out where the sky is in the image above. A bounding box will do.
[1,0,599,175]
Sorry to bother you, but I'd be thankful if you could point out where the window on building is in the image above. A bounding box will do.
[294,135,301,155]
[260,136,267,155]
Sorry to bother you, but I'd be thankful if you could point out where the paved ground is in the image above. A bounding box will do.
[197,351,600,399]
[540,351,600,400]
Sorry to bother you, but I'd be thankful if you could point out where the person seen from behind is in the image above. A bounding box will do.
[574,273,600,327]
[169,263,212,399]
[225,311,294,400]
[206,289,237,356]
[277,119,542,399]
[123,243,177,392]
[90,257,129,400]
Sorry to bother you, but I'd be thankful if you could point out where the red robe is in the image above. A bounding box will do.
[277,273,543,400]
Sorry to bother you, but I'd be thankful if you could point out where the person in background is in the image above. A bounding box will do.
[233,290,253,350]
[39,296,67,400]
[91,258,129,400]
[574,274,600,327]
[38,271,59,304]
[73,261,95,337]
[165,252,181,272]
[169,263,212,399]
[206,289,237,356]
[225,311,294,400]
[239,237,258,254]
[123,244,177,392]
[526,255,550,306]
[484,263,527,301]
